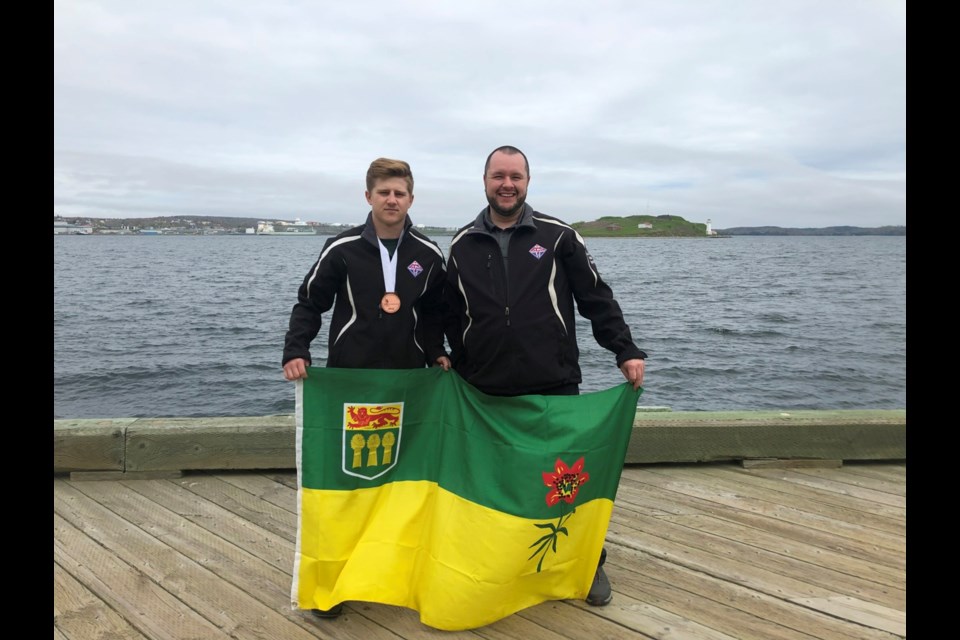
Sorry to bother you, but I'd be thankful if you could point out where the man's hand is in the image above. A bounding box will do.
[435,355,451,371]
[283,357,309,381]
[619,358,645,390]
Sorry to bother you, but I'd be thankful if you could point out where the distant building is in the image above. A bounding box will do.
[254,218,317,235]
[637,223,653,229]
[54,222,92,235]
[705,219,717,236]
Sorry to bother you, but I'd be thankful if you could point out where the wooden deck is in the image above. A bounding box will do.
[54,461,905,639]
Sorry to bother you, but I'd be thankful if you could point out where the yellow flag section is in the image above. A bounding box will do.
[291,367,641,630]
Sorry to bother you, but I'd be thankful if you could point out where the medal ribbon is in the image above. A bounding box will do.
[378,235,401,294]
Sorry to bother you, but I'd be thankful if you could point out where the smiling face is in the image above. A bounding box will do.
[484,150,529,224]
[366,176,413,238]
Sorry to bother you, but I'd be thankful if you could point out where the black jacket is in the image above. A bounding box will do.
[283,213,448,369]
[444,204,645,395]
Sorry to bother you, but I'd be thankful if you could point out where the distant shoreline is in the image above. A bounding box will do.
[53,213,905,237]
[712,226,905,237]
[54,230,906,237]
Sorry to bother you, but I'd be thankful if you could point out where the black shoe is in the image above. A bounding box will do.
[311,604,343,619]
[586,548,612,606]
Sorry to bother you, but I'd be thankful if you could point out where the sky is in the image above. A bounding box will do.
[53,1,906,229]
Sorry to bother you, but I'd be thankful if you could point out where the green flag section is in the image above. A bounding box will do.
[291,367,642,630]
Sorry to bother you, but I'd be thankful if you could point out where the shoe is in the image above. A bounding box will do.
[586,548,612,606]
[311,603,343,618]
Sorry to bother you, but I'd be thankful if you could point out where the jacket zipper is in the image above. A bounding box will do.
[487,251,511,327]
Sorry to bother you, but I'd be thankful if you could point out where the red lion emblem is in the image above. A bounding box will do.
[346,405,401,429]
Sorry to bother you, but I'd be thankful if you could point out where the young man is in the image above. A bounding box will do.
[443,145,645,607]
[282,157,450,618]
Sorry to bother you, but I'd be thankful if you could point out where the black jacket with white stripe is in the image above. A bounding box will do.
[444,204,645,396]
[283,213,448,369]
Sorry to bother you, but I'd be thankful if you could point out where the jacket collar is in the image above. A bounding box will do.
[361,211,412,246]
[474,203,536,232]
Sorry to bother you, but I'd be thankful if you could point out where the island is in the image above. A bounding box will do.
[573,215,710,237]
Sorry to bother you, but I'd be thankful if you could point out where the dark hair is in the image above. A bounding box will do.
[484,146,529,178]
[366,157,414,194]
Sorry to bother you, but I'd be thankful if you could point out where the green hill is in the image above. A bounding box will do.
[572,215,707,237]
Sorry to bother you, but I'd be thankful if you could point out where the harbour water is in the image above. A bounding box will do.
[54,234,906,419]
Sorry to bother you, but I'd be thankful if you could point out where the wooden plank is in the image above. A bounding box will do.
[655,466,905,538]
[790,596,905,637]
[605,544,900,640]
[607,526,893,640]
[516,593,737,640]
[71,477,418,640]
[55,409,907,473]
[616,470,905,555]
[621,467,905,551]
[217,471,298,513]
[611,468,905,606]
[124,416,295,471]
[789,467,907,499]
[694,466,906,515]
[741,458,843,469]
[171,472,298,541]
[599,546,822,640]
[627,410,906,463]
[656,513,903,588]
[54,561,150,639]
[54,512,231,640]
[265,470,299,491]
[53,462,907,640]
[838,463,906,483]
[606,519,835,602]
[54,420,131,472]
[360,600,576,640]
[72,478,296,605]
[613,475,904,571]
[627,422,907,463]
[631,410,906,426]
[111,477,294,572]
[54,480,342,640]
[70,470,184,481]
[607,509,904,611]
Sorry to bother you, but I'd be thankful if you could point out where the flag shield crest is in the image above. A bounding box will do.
[342,402,403,479]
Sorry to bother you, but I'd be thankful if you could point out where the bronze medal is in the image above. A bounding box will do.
[380,292,401,314]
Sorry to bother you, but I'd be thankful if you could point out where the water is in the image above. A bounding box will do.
[54,234,906,418]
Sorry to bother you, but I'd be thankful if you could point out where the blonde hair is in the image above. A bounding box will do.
[366,158,414,194]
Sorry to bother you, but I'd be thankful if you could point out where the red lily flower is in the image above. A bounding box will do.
[542,457,590,506]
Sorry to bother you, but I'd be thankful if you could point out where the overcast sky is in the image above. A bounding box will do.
[54,1,905,229]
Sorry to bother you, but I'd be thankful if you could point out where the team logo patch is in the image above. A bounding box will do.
[529,244,547,259]
[342,402,404,479]
[407,261,424,277]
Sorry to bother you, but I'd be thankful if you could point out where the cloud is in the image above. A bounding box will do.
[54,0,906,228]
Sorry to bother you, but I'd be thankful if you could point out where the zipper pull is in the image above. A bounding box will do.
[505,306,510,326]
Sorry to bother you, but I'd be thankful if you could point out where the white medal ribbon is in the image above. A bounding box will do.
[378,237,400,293]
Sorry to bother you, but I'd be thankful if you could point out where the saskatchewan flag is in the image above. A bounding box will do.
[291,366,641,630]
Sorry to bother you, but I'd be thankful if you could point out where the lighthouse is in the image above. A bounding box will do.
[705,219,713,236]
